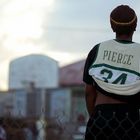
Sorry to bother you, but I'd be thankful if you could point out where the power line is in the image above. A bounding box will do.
[45,26,111,32]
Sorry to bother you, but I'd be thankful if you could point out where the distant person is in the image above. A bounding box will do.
[77,114,85,124]
[0,120,6,140]
[23,121,38,140]
[23,127,34,140]
[83,5,140,139]
[36,118,46,140]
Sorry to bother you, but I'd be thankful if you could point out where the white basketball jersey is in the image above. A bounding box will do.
[89,40,140,96]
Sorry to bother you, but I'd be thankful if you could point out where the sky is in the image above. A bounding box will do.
[0,0,140,90]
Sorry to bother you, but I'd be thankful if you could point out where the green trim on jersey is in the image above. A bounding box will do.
[90,63,140,77]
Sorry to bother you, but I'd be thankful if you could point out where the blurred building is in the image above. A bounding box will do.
[0,56,88,140]
[7,54,60,118]
[0,88,71,119]
[59,59,88,122]
[9,54,59,90]
[0,56,88,123]
[59,59,85,86]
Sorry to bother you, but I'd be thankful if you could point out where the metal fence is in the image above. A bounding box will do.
[0,89,87,140]
[85,105,140,140]
[0,116,86,140]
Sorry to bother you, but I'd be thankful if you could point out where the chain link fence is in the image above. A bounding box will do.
[85,104,140,140]
[1,90,140,140]
[0,115,86,140]
[0,89,87,140]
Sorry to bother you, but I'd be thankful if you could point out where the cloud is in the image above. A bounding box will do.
[43,28,112,53]
[0,0,56,90]
[42,0,140,54]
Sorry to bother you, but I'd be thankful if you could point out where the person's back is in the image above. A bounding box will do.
[83,5,140,140]
[89,39,140,102]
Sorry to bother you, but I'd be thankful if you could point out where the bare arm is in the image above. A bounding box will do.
[85,84,97,117]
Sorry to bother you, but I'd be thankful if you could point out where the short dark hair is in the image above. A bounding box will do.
[110,5,137,35]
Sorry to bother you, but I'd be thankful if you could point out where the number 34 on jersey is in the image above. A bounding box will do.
[89,64,140,85]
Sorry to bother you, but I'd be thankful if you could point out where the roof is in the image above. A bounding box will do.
[10,54,58,64]
[59,59,86,86]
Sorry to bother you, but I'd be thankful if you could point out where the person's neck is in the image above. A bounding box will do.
[116,33,133,41]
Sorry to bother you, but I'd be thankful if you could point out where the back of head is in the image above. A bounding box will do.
[110,5,137,35]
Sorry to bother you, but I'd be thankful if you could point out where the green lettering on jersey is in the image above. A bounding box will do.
[100,69,113,82]
[112,73,127,84]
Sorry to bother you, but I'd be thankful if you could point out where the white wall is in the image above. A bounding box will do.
[9,54,59,89]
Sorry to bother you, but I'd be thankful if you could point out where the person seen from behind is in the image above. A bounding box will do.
[83,5,140,140]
